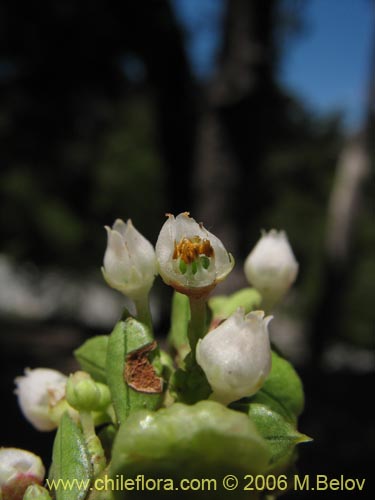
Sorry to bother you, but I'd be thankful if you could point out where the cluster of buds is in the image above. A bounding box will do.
[15,214,299,438]
[101,213,298,405]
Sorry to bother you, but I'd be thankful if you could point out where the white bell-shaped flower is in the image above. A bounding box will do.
[196,309,272,405]
[14,368,67,431]
[102,219,157,300]
[244,230,298,307]
[155,213,234,298]
[0,447,45,499]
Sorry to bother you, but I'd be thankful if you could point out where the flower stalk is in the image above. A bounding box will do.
[188,296,208,355]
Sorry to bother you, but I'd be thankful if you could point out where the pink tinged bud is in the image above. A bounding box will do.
[196,310,272,405]
[0,447,45,500]
[102,219,157,300]
[14,368,67,431]
[244,230,298,306]
[155,213,234,298]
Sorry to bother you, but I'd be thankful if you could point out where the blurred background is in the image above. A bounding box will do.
[0,0,374,497]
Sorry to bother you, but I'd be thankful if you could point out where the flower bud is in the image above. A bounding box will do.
[14,368,68,431]
[23,484,52,500]
[102,219,157,300]
[244,230,298,307]
[155,213,234,298]
[66,371,111,412]
[196,310,272,405]
[0,448,45,500]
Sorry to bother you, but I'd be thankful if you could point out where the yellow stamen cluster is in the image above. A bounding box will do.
[173,237,214,264]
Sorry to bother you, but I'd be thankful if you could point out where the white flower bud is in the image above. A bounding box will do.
[155,213,234,298]
[14,368,67,431]
[0,447,45,500]
[244,230,298,307]
[102,219,157,300]
[196,310,272,405]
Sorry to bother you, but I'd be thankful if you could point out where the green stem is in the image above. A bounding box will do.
[188,296,207,356]
[80,411,106,476]
[134,294,153,333]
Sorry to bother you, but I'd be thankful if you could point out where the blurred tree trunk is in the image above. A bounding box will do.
[195,0,279,266]
[309,28,374,365]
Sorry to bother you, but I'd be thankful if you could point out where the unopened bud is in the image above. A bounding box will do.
[244,230,298,308]
[196,310,272,405]
[66,371,110,412]
[23,484,52,500]
[0,448,45,500]
[14,368,67,431]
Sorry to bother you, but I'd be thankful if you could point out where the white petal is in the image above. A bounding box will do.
[0,448,45,486]
[112,218,128,238]
[196,310,271,405]
[15,368,67,431]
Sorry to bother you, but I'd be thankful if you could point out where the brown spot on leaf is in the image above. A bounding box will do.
[124,341,163,394]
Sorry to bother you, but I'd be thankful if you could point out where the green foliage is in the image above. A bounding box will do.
[247,404,310,470]
[209,288,262,318]
[110,401,270,500]
[231,350,309,479]
[74,336,109,384]
[106,319,163,425]
[50,413,91,500]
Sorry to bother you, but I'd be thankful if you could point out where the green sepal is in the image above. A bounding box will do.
[74,336,108,383]
[106,318,163,425]
[209,287,262,319]
[49,413,91,500]
[110,401,270,500]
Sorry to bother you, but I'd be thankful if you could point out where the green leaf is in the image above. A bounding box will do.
[74,336,108,383]
[106,319,163,425]
[209,288,262,319]
[259,351,304,422]
[231,351,310,474]
[50,413,91,500]
[233,351,304,424]
[110,401,270,500]
[167,291,190,362]
[247,404,310,469]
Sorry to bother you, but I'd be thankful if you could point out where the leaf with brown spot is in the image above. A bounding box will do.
[124,341,163,394]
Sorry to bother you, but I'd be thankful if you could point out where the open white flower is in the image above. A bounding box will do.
[14,368,68,431]
[0,448,45,500]
[155,213,234,298]
[244,230,298,307]
[196,309,272,405]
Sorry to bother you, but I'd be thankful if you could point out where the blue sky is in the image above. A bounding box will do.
[172,0,373,131]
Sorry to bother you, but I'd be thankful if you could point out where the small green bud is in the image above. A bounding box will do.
[23,484,52,500]
[66,372,110,412]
